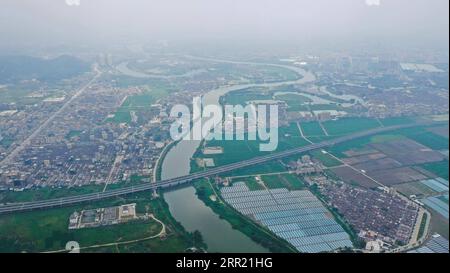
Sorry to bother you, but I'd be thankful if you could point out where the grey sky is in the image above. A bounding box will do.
[0,0,448,50]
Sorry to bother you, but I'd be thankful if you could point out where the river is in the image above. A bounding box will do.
[160,57,316,253]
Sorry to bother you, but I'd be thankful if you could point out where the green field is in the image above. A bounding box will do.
[300,121,326,137]
[0,192,204,253]
[223,88,273,106]
[277,123,311,150]
[280,123,302,137]
[275,93,312,111]
[0,137,14,148]
[310,150,343,167]
[275,93,312,104]
[65,130,82,140]
[237,177,265,191]
[107,86,168,124]
[261,175,286,189]
[408,131,449,150]
[107,111,132,124]
[308,104,347,111]
[370,134,406,143]
[221,161,287,177]
[379,117,416,127]
[205,137,263,166]
[420,161,449,181]
[0,184,104,203]
[328,136,376,158]
[327,124,446,158]
[259,174,305,190]
[278,174,306,190]
[307,135,338,144]
[204,123,310,168]
[322,118,381,136]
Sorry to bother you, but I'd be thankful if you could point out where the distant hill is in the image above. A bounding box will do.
[0,55,90,84]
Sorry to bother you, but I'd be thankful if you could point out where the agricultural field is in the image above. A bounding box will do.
[261,174,306,190]
[239,177,266,191]
[421,161,449,181]
[279,123,302,138]
[379,117,416,127]
[222,87,274,106]
[203,123,310,168]
[222,161,287,178]
[328,124,448,158]
[430,212,449,240]
[309,150,343,167]
[407,131,449,150]
[107,86,168,124]
[275,93,312,111]
[322,118,381,136]
[394,181,439,198]
[275,93,312,104]
[300,121,326,137]
[260,175,287,189]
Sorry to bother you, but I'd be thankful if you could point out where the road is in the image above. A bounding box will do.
[0,122,436,214]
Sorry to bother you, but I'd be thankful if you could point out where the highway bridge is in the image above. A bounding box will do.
[0,122,435,214]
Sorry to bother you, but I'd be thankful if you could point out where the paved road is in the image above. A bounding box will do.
[0,122,435,214]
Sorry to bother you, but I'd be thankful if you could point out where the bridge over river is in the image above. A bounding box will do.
[0,122,432,215]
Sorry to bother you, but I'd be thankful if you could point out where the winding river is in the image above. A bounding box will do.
[160,57,316,253]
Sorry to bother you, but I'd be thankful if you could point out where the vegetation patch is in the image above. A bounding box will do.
[0,193,205,253]
[322,118,381,136]
[300,121,326,137]
[420,161,449,180]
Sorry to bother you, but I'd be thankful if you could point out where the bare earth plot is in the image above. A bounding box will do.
[352,158,403,173]
[366,167,428,186]
[341,152,387,166]
[330,166,379,189]
[370,139,445,166]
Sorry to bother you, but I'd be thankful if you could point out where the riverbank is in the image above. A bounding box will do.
[156,56,317,252]
[154,140,179,182]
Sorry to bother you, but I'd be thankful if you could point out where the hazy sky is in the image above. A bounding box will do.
[0,0,448,51]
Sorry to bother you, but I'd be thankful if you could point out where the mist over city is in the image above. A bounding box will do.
[1,0,448,53]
